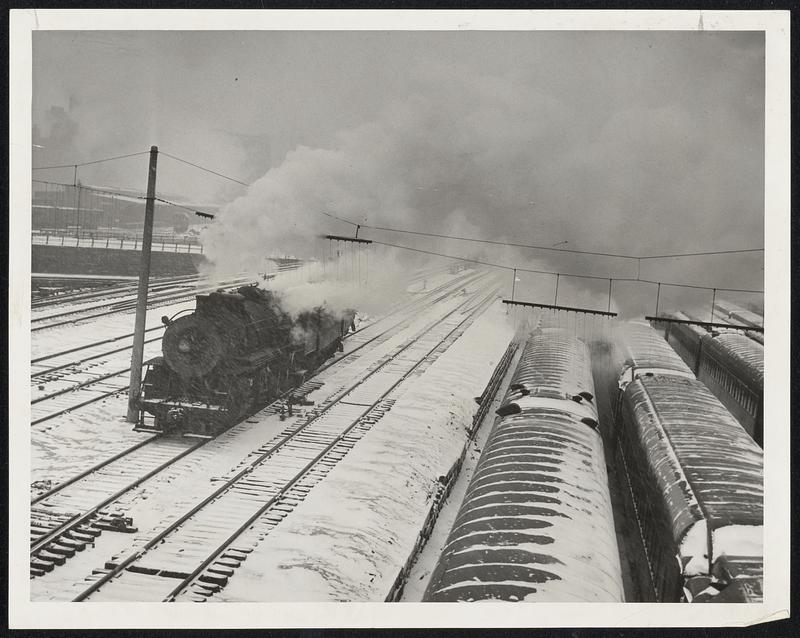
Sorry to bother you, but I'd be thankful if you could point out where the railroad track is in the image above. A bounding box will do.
[31,346,160,427]
[30,271,493,585]
[70,276,499,601]
[31,273,205,310]
[30,436,202,578]
[30,270,485,428]
[31,276,256,332]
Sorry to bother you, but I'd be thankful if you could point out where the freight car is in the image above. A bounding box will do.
[423,327,624,603]
[137,284,356,437]
[663,312,764,446]
[614,321,763,603]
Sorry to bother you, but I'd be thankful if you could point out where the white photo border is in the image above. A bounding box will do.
[8,8,791,629]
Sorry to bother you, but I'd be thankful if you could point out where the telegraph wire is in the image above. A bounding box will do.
[159,152,252,187]
[32,179,145,200]
[319,210,764,261]
[368,238,763,295]
[32,151,151,171]
[638,248,765,260]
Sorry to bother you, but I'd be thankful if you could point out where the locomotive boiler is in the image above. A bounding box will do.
[136,284,356,437]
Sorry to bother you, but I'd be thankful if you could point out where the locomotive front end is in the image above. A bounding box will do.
[137,292,264,437]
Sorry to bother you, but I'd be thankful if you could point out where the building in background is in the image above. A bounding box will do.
[31,182,219,235]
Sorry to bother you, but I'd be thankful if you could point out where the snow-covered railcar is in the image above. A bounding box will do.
[423,329,624,603]
[615,322,763,603]
[728,309,763,329]
[617,321,695,386]
[745,330,764,345]
[662,317,764,447]
[663,311,706,375]
[696,332,764,446]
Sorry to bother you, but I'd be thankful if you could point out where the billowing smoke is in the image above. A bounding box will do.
[201,37,763,319]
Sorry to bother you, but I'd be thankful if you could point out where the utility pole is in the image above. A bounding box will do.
[127,146,158,423]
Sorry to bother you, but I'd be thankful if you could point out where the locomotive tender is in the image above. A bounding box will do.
[424,327,625,603]
[137,284,356,437]
[664,311,764,446]
[614,321,763,603]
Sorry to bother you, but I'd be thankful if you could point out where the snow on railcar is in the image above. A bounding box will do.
[728,309,763,329]
[697,332,764,446]
[617,375,763,602]
[663,311,706,375]
[614,321,763,603]
[501,327,596,411]
[616,321,694,387]
[662,313,764,446]
[423,329,624,603]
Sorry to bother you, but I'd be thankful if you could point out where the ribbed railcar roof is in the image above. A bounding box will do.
[703,332,764,388]
[627,375,763,535]
[618,321,694,375]
[509,328,594,399]
[423,409,623,602]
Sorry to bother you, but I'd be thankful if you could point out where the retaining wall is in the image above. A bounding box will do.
[32,245,206,278]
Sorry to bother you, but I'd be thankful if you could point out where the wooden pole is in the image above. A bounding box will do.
[127,146,158,423]
[607,278,613,313]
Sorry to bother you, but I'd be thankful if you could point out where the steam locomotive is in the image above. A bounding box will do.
[136,284,356,437]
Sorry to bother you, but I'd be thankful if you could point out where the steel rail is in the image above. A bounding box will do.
[31,273,204,309]
[31,439,206,556]
[32,326,166,364]
[32,386,131,426]
[31,336,162,379]
[31,436,159,505]
[32,367,132,405]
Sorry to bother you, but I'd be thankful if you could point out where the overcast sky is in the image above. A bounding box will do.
[32,30,765,294]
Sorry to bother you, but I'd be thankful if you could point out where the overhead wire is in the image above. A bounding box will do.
[318,210,764,261]
[369,238,763,295]
[32,151,151,171]
[159,152,252,187]
[32,178,145,200]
